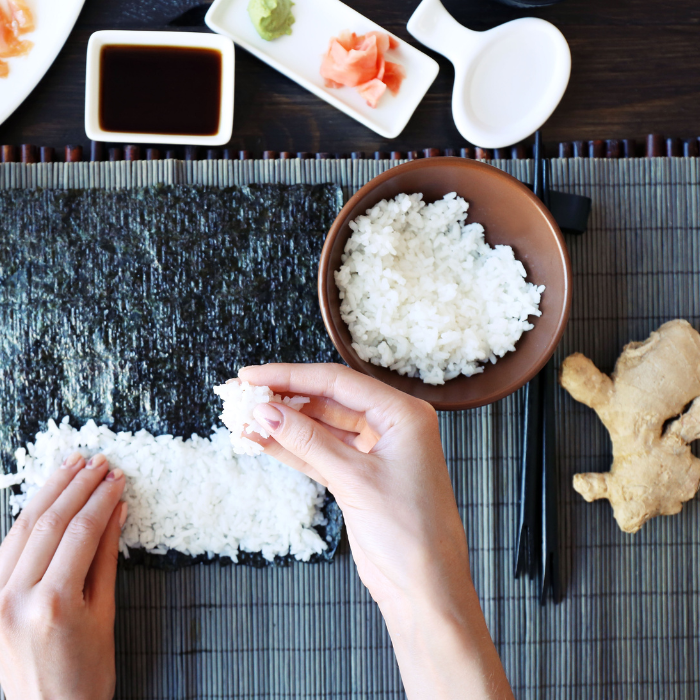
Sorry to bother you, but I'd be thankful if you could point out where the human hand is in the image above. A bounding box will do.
[239,362,465,605]
[239,363,513,700]
[0,453,127,700]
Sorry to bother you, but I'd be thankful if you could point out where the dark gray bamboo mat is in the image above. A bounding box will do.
[1,157,699,699]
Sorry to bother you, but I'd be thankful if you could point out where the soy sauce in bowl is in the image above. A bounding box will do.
[99,45,222,136]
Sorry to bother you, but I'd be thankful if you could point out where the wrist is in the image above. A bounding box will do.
[373,528,473,618]
[379,583,478,699]
[378,578,514,700]
[377,571,476,644]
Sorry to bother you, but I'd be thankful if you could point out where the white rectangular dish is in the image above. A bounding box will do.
[205,0,439,139]
[84,30,235,146]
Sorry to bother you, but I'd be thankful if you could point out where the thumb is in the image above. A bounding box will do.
[253,402,365,483]
[85,501,127,611]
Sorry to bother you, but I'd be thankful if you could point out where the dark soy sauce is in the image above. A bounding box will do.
[99,45,222,136]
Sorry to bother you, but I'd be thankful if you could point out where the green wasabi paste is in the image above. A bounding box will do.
[248,0,295,41]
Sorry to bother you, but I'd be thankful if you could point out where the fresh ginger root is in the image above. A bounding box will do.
[560,319,700,533]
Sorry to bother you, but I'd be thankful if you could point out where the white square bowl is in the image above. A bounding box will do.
[85,30,235,146]
[205,0,439,139]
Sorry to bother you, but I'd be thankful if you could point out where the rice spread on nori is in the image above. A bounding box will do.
[0,184,343,567]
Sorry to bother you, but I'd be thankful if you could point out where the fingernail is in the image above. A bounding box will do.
[253,403,283,432]
[86,454,106,470]
[106,468,124,482]
[118,502,128,528]
[61,452,83,469]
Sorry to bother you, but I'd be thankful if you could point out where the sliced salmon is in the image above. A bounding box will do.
[7,0,34,32]
[0,0,34,75]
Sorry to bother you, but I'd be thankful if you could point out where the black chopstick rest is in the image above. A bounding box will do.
[520,185,591,235]
[547,191,591,236]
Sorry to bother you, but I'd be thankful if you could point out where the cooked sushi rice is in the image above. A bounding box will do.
[214,380,310,456]
[0,418,328,562]
[335,192,545,385]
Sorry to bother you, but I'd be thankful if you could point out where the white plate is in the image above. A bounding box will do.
[408,0,571,149]
[205,0,439,139]
[0,0,86,128]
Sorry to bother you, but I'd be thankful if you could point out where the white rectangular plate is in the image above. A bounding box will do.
[205,0,439,139]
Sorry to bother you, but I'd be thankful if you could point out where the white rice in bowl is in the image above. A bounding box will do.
[334,192,545,385]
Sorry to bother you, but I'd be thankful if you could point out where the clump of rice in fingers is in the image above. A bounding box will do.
[213,379,310,455]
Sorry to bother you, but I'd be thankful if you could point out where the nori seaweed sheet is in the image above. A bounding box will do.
[0,184,344,566]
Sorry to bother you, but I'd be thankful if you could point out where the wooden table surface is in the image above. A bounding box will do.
[1,0,699,155]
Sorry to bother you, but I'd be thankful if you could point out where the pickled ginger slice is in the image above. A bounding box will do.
[320,29,405,108]
[356,78,387,109]
[320,32,379,88]
[382,61,406,96]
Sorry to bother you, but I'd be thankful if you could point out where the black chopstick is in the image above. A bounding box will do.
[513,131,561,603]
[514,376,541,580]
[540,357,561,603]
[539,141,561,603]
[514,132,546,583]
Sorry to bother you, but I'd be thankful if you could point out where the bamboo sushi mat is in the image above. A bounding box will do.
[1,157,699,700]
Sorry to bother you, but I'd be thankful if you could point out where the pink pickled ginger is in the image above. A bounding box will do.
[320,30,405,108]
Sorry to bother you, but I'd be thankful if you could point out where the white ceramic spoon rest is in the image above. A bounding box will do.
[407,0,571,148]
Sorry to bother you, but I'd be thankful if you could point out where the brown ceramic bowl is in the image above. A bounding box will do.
[318,157,571,410]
